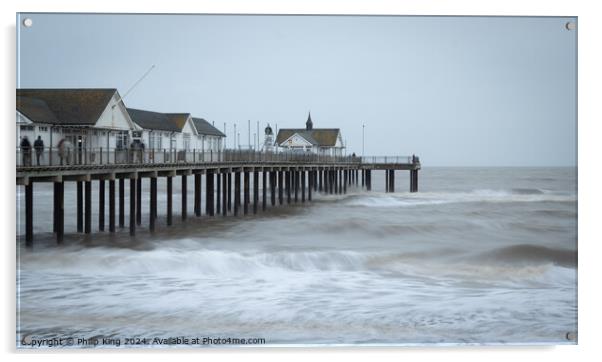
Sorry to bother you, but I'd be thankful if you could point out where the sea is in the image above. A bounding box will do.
[16,167,577,347]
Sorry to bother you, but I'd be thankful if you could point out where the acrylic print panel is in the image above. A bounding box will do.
[15,13,577,348]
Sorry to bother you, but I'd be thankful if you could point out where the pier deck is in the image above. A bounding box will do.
[16,149,420,247]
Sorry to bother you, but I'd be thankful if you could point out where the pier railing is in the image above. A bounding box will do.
[16,148,419,168]
[360,156,420,164]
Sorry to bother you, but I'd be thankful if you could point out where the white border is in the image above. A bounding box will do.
[2,1,600,361]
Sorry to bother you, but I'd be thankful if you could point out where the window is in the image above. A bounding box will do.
[149,132,162,150]
[115,131,128,149]
[20,125,34,131]
[183,133,191,151]
[38,126,48,132]
[170,134,177,150]
[132,131,142,138]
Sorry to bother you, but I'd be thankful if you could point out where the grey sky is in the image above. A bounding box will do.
[17,14,576,166]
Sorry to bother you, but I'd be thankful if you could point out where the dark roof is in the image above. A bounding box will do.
[127,108,184,132]
[276,128,340,147]
[16,96,58,124]
[16,88,117,125]
[191,117,226,137]
[165,113,192,131]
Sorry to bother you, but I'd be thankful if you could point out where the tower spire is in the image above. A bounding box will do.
[306,111,313,130]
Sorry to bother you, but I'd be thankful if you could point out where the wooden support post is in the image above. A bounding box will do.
[136,177,142,226]
[278,171,284,205]
[390,170,395,193]
[150,177,157,231]
[261,169,268,211]
[181,174,187,220]
[319,170,323,192]
[308,170,313,201]
[84,180,91,234]
[129,177,136,236]
[227,172,232,212]
[286,171,291,204]
[343,170,347,194]
[270,171,276,206]
[216,172,221,215]
[167,176,173,225]
[194,174,201,217]
[25,183,33,247]
[253,170,259,214]
[361,170,365,188]
[234,172,241,216]
[243,171,250,215]
[99,180,105,231]
[119,178,124,228]
[56,181,64,244]
[368,170,372,191]
[301,170,306,202]
[385,170,389,192]
[222,172,227,216]
[293,170,299,202]
[207,170,214,216]
[53,182,58,233]
[77,181,83,232]
[109,180,115,232]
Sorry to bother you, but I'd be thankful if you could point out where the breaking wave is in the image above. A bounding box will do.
[344,188,575,208]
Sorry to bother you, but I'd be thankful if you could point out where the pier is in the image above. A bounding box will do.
[16,149,420,247]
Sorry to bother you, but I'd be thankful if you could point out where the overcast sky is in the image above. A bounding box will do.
[17,14,576,166]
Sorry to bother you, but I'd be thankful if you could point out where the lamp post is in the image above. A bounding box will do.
[362,124,365,158]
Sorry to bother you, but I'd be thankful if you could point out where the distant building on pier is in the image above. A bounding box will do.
[275,113,344,156]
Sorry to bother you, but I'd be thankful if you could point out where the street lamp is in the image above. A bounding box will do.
[362,124,365,158]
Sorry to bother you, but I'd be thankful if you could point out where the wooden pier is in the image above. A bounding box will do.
[16,150,420,247]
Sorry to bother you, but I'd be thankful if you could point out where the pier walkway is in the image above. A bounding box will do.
[16,149,420,246]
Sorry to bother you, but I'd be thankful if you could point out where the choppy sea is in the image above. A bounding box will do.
[16,167,577,346]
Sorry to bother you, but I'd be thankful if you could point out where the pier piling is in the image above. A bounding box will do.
[253,170,259,214]
[222,171,228,216]
[167,176,173,226]
[207,170,214,216]
[129,177,136,236]
[181,175,187,220]
[270,171,276,206]
[118,178,124,228]
[56,181,64,243]
[227,172,232,212]
[109,180,115,232]
[150,177,157,231]
[136,178,142,226]
[278,171,284,205]
[99,180,105,231]
[234,171,241,216]
[244,171,249,215]
[77,181,83,232]
[84,181,91,234]
[217,172,221,215]
[25,183,33,247]
[194,174,201,217]
[263,170,268,211]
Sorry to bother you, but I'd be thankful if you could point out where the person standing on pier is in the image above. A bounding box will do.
[58,138,73,165]
[33,136,44,166]
[20,136,32,166]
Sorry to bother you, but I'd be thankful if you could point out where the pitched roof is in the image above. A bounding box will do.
[191,117,226,137]
[16,96,58,124]
[276,128,340,147]
[16,88,116,125]
[127,108,184,132]
[165,113,192,131]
